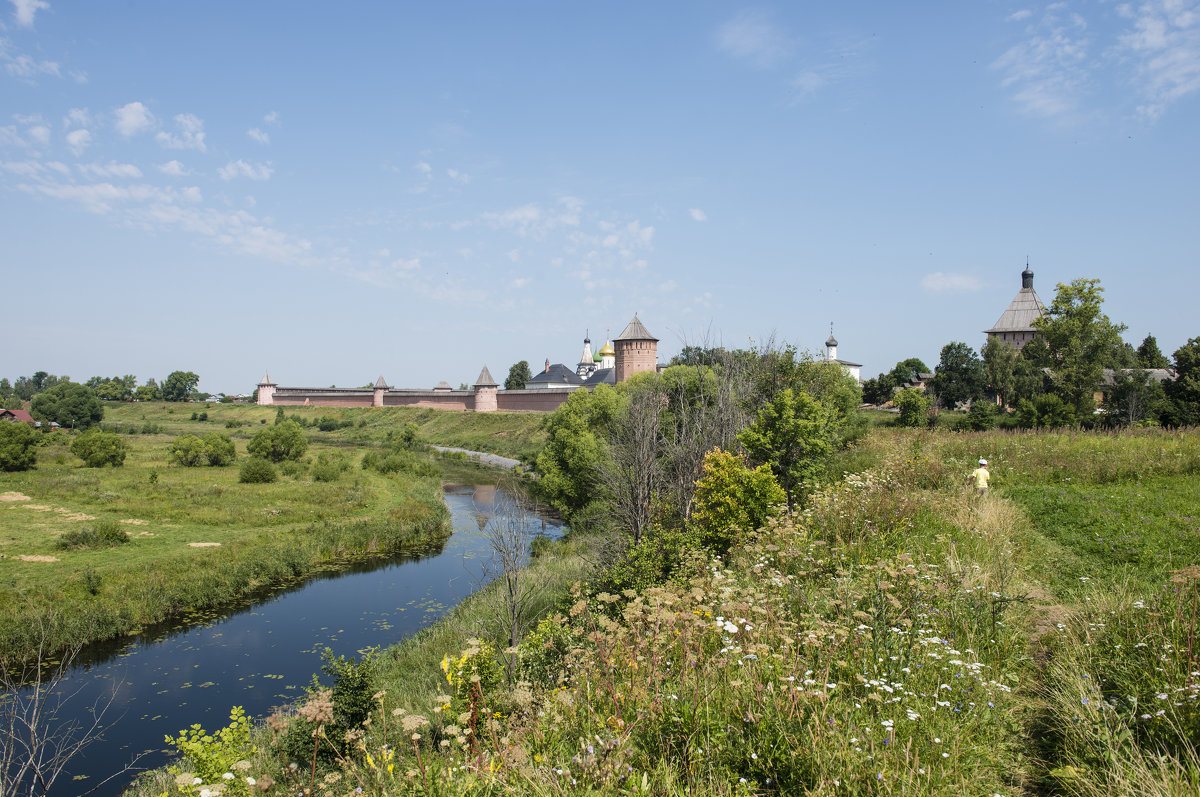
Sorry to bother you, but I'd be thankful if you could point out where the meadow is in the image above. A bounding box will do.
[120,423,1200,797]
[0,401,546,663]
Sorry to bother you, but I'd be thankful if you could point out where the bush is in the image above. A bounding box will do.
[238,457,277,483]
[247,420,307,462]
[58,519,128,549]
[894,387,932,428]
[966,400,1000,431]
[168,434,207,466]
[361,448,439,478]
[311,452,349,483]
[71,429,127,467]
[0,421,38,471]
[165,706,253,784]
[201,432,236,466]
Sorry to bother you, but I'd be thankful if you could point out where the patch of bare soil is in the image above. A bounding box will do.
[121,518,149,525]
[0,491,31,502]
[188,542,221,547]
[17,555,60,562]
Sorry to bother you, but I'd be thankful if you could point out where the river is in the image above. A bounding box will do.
[19,483,563,797]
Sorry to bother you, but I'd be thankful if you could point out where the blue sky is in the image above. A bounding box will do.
[2,1,1197,394]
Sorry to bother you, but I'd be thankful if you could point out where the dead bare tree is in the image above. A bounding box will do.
[599,381,664,544]
[1,598,141,797]
[475,484,554,680]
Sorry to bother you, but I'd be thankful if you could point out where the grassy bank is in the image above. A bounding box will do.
[0,402,556,663]
[96,401,549,464]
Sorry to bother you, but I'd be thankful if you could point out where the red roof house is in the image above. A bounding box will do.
[0,409,35,423]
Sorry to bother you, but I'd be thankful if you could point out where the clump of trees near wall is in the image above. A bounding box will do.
[532,342,864,591]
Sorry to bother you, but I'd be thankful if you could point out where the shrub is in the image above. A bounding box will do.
[198,411,208,422]
[966,400,1000,431]
[71,429,127,467]
[894,387,932,427]
[0,421,38,471]
[311,452,349,483]
[201,432,236,466]
[361,449,439,477]
[238,457,277,484]
[165,706,254,784]
[58,519,128,549]
[168,434,207,466]
[247,420,307,462]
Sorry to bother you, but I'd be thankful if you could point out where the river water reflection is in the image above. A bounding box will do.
[37,484,562,797]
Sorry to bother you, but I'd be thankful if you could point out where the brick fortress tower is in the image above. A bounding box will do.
[614,314,658,383]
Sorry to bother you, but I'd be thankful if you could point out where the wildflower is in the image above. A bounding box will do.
[223,772,234,780]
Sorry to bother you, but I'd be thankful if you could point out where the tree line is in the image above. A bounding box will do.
[861,278,1199,429]
[1,370,203,408]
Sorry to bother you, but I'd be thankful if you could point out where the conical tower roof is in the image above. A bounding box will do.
[259,370,275,385]
[474,365,499,387]
[985,268,1047,334]
[374,375,389,389]
[614,314,658,342]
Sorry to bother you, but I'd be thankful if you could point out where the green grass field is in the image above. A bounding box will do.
[0,400,550,663]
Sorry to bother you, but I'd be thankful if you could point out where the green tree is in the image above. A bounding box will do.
[135,379,162,401]
[1030,278,1128,416]
[929,341,985,408]
[982,337,1020,408]
[201,432,237,466]
[0,378,16,406]
[1103,370,1167,427]
[1014,394,1077,429]
[534,385,623,520]
[247,419,307,462]
[1136,335,1171,369]
[29,383,104,430]
[168,434,207,466]
[162,371,200,402]
[894,387,931,428]
[0,422,38,471]
[888,358,930,386]
[689,448,785,555]
[965,399,1000,431]
[1164,337,1200,426]
[504,360,532,391]
[71,430,127,467]
[738,388,834,503]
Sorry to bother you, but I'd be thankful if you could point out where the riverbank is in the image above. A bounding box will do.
[127,425,1200,796]
[0,401,552,665]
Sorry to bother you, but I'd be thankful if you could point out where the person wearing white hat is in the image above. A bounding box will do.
[968,458,990,497]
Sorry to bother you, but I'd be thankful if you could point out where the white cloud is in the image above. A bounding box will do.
[391,257,420,272]
[447,167,470,183]
[114,102,155,137]
[65,128,91,155]
[27,124,49,146]
[921,272,982,294]
[1008,9,1033,23]
[414,161,432,175]
[510,277,530,288]
[717,10,792,68]
[688,207,707,222]
[2,44,61,79]
[11,0,49,28]
[1117,0,1200,120]
[247,127,270,144]
[992,6,1091,120]
[792,70,828,97]
[0,124,26,147]
[264,110,280,125]
[218,159,273,181]
[78,161,142,179]
[156,113,206,151]
[482,203,542,236]
[63,108,91,128]
[158,159,190,176]
[20,181,192,214]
